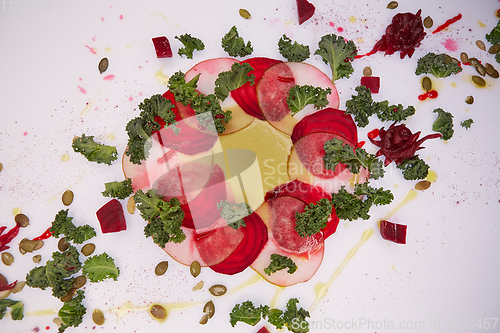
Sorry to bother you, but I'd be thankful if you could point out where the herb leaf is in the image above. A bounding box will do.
[396,156,430,180]
[486,19,500,45]
[49,209,96,244]
[214,62,255,101]
[332,184,393,221]
[315,34,357,82]
[432,108,454,140]
[82,253,120,282]
[287,85,331,115]
[175,33,205,59]
[72,134,117,165]
[278,34,310,62]
[460,118,474,129]
[222,26,253,57]
[0,299,24,320]
[217,200,251,230]
[415,52,463,78]
[58,290,86,333]
[229,300,268,327]
[264,253,298,275]
[295,198,332,237]
[102,178,134,200]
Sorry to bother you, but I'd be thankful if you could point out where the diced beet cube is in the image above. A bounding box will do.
[380,220,406,244]
[152,36,173,58]
[361,76,380,93]
[296,0,315,25]
[96,199,127,234]
[257,326,271,333]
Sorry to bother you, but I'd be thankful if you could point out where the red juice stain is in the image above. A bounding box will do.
[337,26,344,32]
[45,326,50,330]
[433,13,462,34]
[23,131,28,136]
[103,74,115,81]
[119,14,124,20]
[128,96,133,101]
[329,21,335,27]
[357,141,366,148]
[78,86,87,94]
[101,17,104,21]
[418,90,438,101]
[85,45,97,54]
[367,128,379,139]
[442,38,459,52]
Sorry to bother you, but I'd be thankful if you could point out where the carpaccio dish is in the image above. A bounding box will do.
[1,1,500,332]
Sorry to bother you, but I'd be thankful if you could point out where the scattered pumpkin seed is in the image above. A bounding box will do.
[422,77,432,92]
[58,238,70,252]
[11,281,26,293]
[0,163,3,173]
[127,196,136,214]
[18,238,27,255]
[465,96,474,104]
[33,254,42,264]
[150,304,168,321]
[475,64,486,76]
[34,239,44,251]
[203,300,215,319]
[423,16,433,29]
[468,57,479,67]
[0,290,11,300]
[62,190,74,206]
[488,69,499,79]
[451,57,460,66]
[387,1,398,9]
[1,252,14,266]
[472,75,486,87]
[199,314,209,325]
[460,52,469,64]
[190,261,201,278]
[60,288,77,302]
[192,281,204,291]
[14,213,30,227]
[53,317,62,328]
[92,309,105,325]
[362,66,372,77]
[19,239,38,253]
[488,44,500,54]
[497,9,500,19]
[485,63,495,76]
[98,58,109,74]
[208,284,227,296]
[72,276,87,289]
[476,40,486,51]
[155,261,169,276]
[81,243,95,256]
[443,54,452,64]
[415,180,431,191]
[239,8,251,19]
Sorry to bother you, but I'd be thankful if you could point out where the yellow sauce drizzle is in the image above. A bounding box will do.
[12,207,22,215]
[426,169,437,182]
[61,154,70,162]
[310,228,373,311]
[154,68,169,86]
[108,301,200,322]
[26,309,58,316]
[383,189,418,219]
[229,274,263,295]
[269,286,285,308]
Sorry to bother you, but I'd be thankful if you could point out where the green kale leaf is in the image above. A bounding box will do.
[72,134,117,165]
[486,19,500,45]
[229,300,269,327]
[460,118,474,129]
[295,198,332,237]
[415,52,462,78]
[58,290,86,333]
[332,184,393,221]
[264,253,297,275]
[278,34,310,62]
[283,298,310,333]
[0,299,24,320]
[217,200,251,230]
[287,85,332,115]
[374,101,416,123]
[214,62,255,101]
[82,253,120,283]
[175,33,205,59]
[222,26,253,57]
[432,108,454,140]
[345,85,376,127]
[315,34,357,82]
[168,71,200,106]
[396,156,430,180]
[49,209,96,244]
[102,178,134,200]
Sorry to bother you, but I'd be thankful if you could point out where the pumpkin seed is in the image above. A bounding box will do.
[465,96,474,104]
[472,75,486,87]
[62,190,74,206]
[72,276,87,289]
[92,309,105,325]
[208,284,227,296]
[387,1,398,9]
[443,54,452,64]
[33,254,42,264]
[476,64,486,76]
[155,261,169,276]
[18,238,27,255]
[58,238,70,252]
[60,288,77,302]
[0,290,11,300]
[19,239,38,253]
[34,240,44,251]
[239,8,251,19]
[203,300,215,319]
[98,58,109,74]
[0,163,3,173]
[460,52,468,64]
[11,281,26,293]
[362,66,372,77]
[14,213,30,227]
[488,44,500,54]
[476,40,486,51]
[190,261,201,278]
[488,69,499,79]
[423,16,433,29]
[497,9,500,19]
[415,180,431,191]
[81,243,95,256]
[468,58,479,67]
[485,63,495,76]
[150,304,167,321]
[192,281,204,291]
[53,317,62,327]
[451,57,460,66]
[422,77,432,92]
[199,314,209,325]
[1,252,14,266]
[127,196,136,214]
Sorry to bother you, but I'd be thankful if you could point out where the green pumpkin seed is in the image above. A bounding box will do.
[92,309,105,325]
[488,44,500,54]
[239,8,251,19]
[190,261,201,278]
[62,190,74,206]
[19,239,38,253]
[155,261,169,276]
[476,64,486,76]
[60,288,77,302]
[472,75,486,87]
[199,314,209,325]
[488,69,499,79]
[203,300,215,319]
[387,1,398,9]
[98,58,109,74]
[33,254,42,264]
[81,243,95,256]
[1,252,14,266]
[14,214,29,227]
[485,63,495,76]
[11,281,26,293]
[451,57,460,66]
[150,304,168,321]
[72,276,87,289]
[423,16,433,29]
[362,66,372,77]
[476,40,486,51]
[34,240,44,251]
[53,317,62,327]
[58,238,69,252]
[422,77,432,92]
[468,58,479,67]
[443,54,452,64]
[192,281,204,291]
[465,96,474,104]
[0,163,3,173]
[460,52,468,64]
[415,180,431,191]
[208,284,227,296]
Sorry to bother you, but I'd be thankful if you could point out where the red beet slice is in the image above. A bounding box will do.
[152,36,173,58]
[96,199,127,233]
[361,76,380,94]
[291,108,358,145]
[209,212,268,275]
[231,57,282,120]
[296,0,315,25]
[380,220,407,244]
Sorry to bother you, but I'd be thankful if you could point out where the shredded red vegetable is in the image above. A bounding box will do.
[0,223,21,252]
[432,13,462,34]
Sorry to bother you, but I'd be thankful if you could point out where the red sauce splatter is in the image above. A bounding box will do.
[128,97,133,101]
[442,38,459,52]
[329,21,335,27]
[78,86,87,94]
[356,141,366,148]
[33,227,52,241]
[119,14,124,20]
[337,26,344,33]
[432,13,462,34]
[23,131,28,136]
[45,326,50,330]
[103,74,115,81]
[101,17,104,21]
[367,128,380,140]
[418,90,438,101]
[84,45,96,54]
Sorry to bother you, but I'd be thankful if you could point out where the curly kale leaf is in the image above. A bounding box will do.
[278,34,310,62]
[295,198,332,237]
[49,209,96,244]
[222,26,253,57]
[58,290,86,333]
[175,33,205,59]
[397,156,430,180]
[264,253,297,275]
[82,253,120,282]
[374,101,416,122]
[486,19,500,45]
[332,184,393,221]
[72,134,117,165]
[229,301,269,327]
[432,108,454,140]
[345,85,376,127]
[214,62,255,101]
[102,178,133,200]
[460,118,474,129]
[217,200,251,230]
[315,34,357,82]
[287,85,332,115]
[168,71,200,106]
[283,298,310,333]
[415,52,462,78]
[0,299,24,320]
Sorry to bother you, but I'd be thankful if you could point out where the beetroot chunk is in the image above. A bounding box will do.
[296,0,315,25]
[360,76,380,93]
[380,220,407,244]
[152,36,173,58]
[96,199,127,233]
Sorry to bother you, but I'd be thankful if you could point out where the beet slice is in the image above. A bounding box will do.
[96,199,127,233]
[162,226,208,266]
[361,76,380,93]
[296,0,315,25]
[231,57,282,120]
[380,220,407,244]
[209,212,268,275]
[291,108,358,145]
[152,36,173,58]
